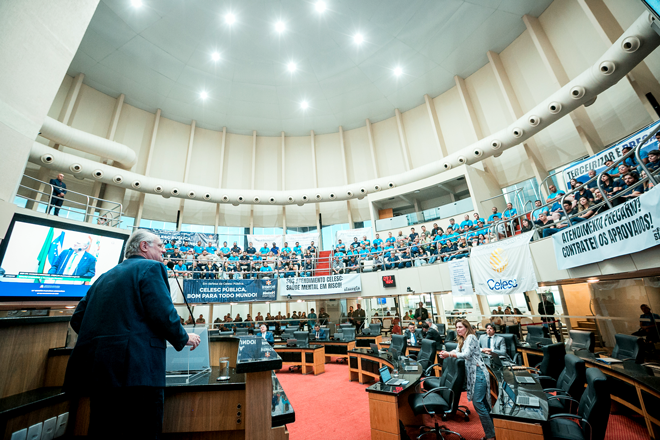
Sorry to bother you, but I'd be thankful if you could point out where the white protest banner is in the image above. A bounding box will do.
[247,234,284,251]
[448,258,473,296]
[284,274,362,296]
[562,120,660,188]
[552,187,660,270]
[284,232,320,250]
[469,232,538,295]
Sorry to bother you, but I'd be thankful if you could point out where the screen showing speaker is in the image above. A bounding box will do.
[0,214,127,300]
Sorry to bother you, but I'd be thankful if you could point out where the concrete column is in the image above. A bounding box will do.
[249,130,256,233]
[578,0,660,120]
[93,93,126,225]
[176,120,196,231]
[338,126,354,228]
[365,118,379,178]
[394,108,412,171]
[281,131,286,232]
[523,14,604,155]
[454,75,498,180]
[215,126,227,234]
[424,94,448,158]
[31,72,86,210]
[487,50,550,195]
[135,108,162,227]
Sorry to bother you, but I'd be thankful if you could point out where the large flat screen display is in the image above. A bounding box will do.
[642,0,660,19]
[0,215,127,300]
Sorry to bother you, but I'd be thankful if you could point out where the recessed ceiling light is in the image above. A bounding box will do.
[394,66,403,77]
[300,101,309,109]
[200,91,208,100]
[353,33,364,45]
[131,0,142,7]
[275,21,286,33]
[211,52,220,62]
[225,13,236,25]
[315,1,326,13]
[587,278,600,283]
[287,62,297,72]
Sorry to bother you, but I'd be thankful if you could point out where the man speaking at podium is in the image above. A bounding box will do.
[64,230,200,439]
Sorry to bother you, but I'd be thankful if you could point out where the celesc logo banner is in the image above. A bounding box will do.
[469,232,538,296]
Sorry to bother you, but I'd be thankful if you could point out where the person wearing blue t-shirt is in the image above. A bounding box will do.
[546,184,565,211]
[270,243,279,255]
[293,242,302,255]
[179,241,191,253]
[259,263,273,278]
[307,242,317,254]
[502,202,518,233]
[385,232,396,245]
[193,241,204,254]
[383,245,394,258]
[302,260,314,277]
[164,240,176,254]
[385,254,399,270]
[361,236,371,247]
[205,242,217,254]
[227,253,239,271]
[231,242,241,254]
[460,214,473,230]
[281,242,292,255]
[347,257,359,273]
[259,244,270,255]
[220,242,231,257]
[358,247,370,261]
[335,239,346,252]
[373,234,383,247]
[531,200,549,221]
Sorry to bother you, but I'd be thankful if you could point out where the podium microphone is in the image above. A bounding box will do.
[174,274,195,328]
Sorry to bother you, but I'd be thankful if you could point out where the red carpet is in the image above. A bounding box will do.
[276,359,651,440]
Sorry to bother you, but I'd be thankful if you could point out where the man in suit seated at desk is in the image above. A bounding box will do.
[479,323,506,357]
[48,237,97,278]
[403,322,420,346]
[311,324,328,341]
[422,323,442,345]
[258,324,275,344]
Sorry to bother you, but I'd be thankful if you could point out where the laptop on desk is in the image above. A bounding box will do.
[379,366,405,386]
[502,381,540,407]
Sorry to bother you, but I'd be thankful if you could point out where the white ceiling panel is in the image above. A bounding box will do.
[70,0,553,135]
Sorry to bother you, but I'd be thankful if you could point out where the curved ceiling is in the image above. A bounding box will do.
[67,0,553,136]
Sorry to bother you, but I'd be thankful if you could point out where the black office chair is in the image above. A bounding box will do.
[475,330,486,340]
[499,333,521,365]
[547,368,610,440]
[294,331,309,345]
[543,354,586,415]
[342,328,356,341]
[410,339,437,370]
[527,325,552,347]
[235,328,250,336]
[420,355,470,423]
[568,330,595,353]
[409,357,468,439]
[505,324,521,338]
[390,334,407,358]
[531,342,566,388]
[609,334,645,363]
[340,323,353,331]
[445,330,457,342]
[444,342,458,351]
[362,323,381,336]
[437,323,446,338]
[282,329,296,340]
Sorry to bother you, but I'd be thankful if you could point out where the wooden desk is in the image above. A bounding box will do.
[356,335,383,348]
[273,345,325,375]
[308,340,356,363]
[518,344,660,439]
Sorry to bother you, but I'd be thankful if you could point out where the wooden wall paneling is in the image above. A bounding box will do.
[163,390,245,433]
[0,322,68,398]
[245,371,273,440]
[2,401,69,440]
[43,354,70,387]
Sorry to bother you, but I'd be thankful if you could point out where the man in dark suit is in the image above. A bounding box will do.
[64,230,200,440]
[403,322,420,346]
[48,173,67,216]
[478,323,506,357]
[47,238,97,278]
[311,324,328,341]
[422,323,442,345]
[258,324,275,345]
[414,302,429,324]
[354,303,366,334]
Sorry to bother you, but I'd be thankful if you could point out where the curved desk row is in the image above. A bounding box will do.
[518,344,660,439]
